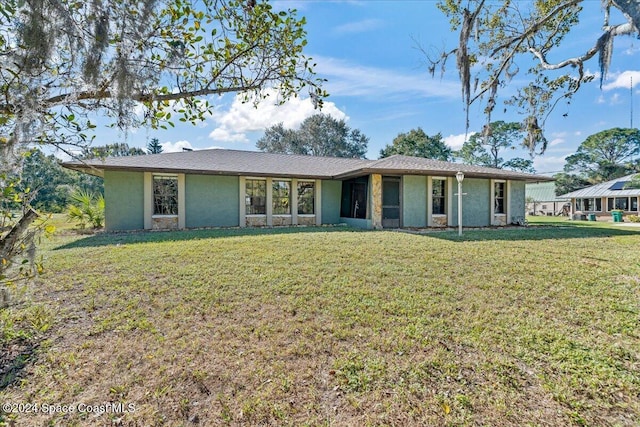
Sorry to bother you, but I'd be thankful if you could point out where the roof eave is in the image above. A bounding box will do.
[61,162,333,180]
[61,162,105,178]
[333,167,554,182]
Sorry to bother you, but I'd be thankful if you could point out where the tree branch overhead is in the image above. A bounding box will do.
[429,0,640,154]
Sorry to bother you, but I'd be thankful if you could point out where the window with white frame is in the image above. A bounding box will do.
[607,197,635,211]
[297,181,315,214]
[246,179,266,214]
[494,181,506,214]
[576,198,602,211]
[153,175,178,215]
[432,178,446,215]
[272,180,291,215]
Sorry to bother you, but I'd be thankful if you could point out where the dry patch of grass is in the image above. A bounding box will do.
[1,225,640,426]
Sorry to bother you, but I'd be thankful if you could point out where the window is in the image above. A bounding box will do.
[608,197,631,211]
[432,179,446,215]
[297,181,315,214]
[576,198,602,211]
[153,175,178,215]
[494,181,505,214]
[246,179,266,214]
[272,180,291,215]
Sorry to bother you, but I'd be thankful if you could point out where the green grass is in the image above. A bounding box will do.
[1,221,640,426]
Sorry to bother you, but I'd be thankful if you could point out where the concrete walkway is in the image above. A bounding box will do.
[612,222,640,227]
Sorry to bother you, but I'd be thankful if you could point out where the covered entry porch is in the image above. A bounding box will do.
[339,174,453,229]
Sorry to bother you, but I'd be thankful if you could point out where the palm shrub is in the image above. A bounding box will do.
[66,190,104,229]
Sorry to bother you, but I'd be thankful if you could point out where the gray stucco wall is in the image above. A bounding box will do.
[185,175,239,228]
[104,170,144,231]
[321,180,342,224]
[403,175,428,227]
[451,178,491,227]
[510,180,526,220]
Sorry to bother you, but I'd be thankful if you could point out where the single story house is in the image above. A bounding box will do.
[525,182,570,216]
[560,173,640,219]
[63,149,553,231]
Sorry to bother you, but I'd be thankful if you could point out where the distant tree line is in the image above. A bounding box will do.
[17,139,163,213]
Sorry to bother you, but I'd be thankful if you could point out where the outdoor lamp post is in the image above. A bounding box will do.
[456,171,464,237]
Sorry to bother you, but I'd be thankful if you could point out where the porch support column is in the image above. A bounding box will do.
[427,176,433,227]
[177,173,186,229]
[316,180,322,226]
[291,179,298,226]
[371,174,383,229]
[143,172,152,230]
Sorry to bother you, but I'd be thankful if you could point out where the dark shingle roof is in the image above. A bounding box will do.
[340,155,553,181]
[63,149,554,182]
[64,149,371,179]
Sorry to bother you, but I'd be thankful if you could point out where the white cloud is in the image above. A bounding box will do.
[208,127,249,143]
[624,45,640,56]
[533,155,568,174]
[333,19,384,35]
[610,93,622,105]
[549,138,564,147]
[602,70,640,91]
[443,132,474,150]
[208,89,347,143]
[161,140,194,153]
[315,56,460,100]
[596,92,624,105]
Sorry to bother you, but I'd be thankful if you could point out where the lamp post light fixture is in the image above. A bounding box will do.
[456,171,464,237]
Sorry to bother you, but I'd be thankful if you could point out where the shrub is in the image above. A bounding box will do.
[66,190,104,229]
[626,215,640,223]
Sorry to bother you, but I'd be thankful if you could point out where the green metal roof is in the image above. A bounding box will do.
[526,182,568,202]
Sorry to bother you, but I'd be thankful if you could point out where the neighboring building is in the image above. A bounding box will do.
[525,182,570,216]
[560,174,640,218]
[63,149,553,231]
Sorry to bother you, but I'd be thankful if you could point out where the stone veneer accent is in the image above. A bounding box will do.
[297,215,316,226]
[152,216,178,230]
[272,215,293,226]
[371,174,382,229]
[493,215,507,226]
[246,216,267,227]
[432,215,448,227]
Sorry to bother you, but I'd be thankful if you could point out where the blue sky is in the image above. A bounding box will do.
[99,1,640,174]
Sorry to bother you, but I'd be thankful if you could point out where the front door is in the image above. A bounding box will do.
[382,177,401,228]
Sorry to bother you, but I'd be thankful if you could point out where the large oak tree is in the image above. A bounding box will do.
[0,0,323,286]
[457,121,536,173]
[564,127,640,182]
[379,128,453,161]
[257,114,369,158]
[429,0,640,154]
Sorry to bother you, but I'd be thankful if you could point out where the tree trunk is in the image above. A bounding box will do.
[0,208,39,273]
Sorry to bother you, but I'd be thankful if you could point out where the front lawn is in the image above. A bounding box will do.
[1,222,639,426]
